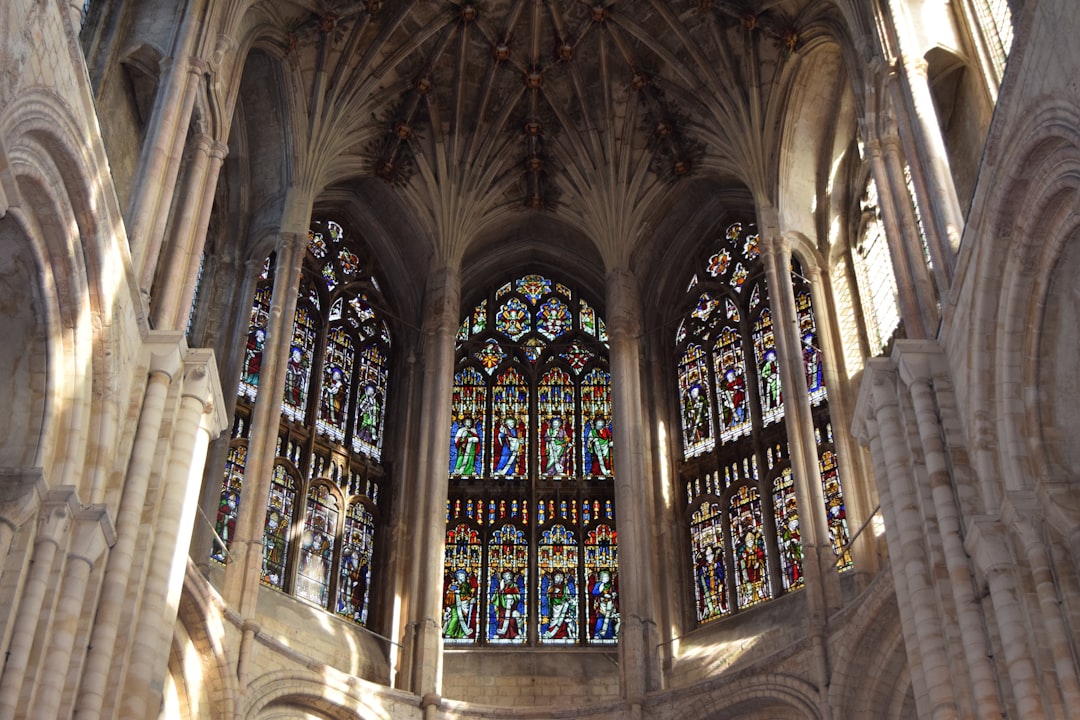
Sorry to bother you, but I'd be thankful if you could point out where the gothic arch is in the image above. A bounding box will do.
[963,101,1080,500]
[242,671,395,720]
[680,673,824,720]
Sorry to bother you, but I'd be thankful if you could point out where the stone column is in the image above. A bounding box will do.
[0,468,46,564]
[130,7,206,290]
[801,264,879,572]
[853,400,930,714]
[865,136,928,340]
[75,334,183,720]
[29,506,114,720]
[152,136,228,330]
[759,232,841,613]
[966,520,1045,718]
[881,132,940,331]
[1015,514,1080,716]
[121,349,226,719]
[896,343,1003,717]
[222,232,307,616]
[866,362,958,720]
[0,488,77,719]
[897,57,963,275]
[606,267,659,703]
[404,263,459,704]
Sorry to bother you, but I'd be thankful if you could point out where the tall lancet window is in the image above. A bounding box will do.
[677,223,851,625]
[212,220,391,627]
[445,274,619,647]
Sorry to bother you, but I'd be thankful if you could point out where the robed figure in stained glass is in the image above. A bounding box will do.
[542,416,571,476]
[589,570,620,640]
[683,384,709,446]
[584,417,613,476]
[489,570,525,639]
[244,328,265,386]
[696,544,726,619]
[443,569,478,639]
[356,383,380,444]
[451,417,481,475]
[541,571,577,640]
[493,414,526,477]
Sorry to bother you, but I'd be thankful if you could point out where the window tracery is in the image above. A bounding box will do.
[211,220,390,627]
[445,273,618,646]
[678,222,851,624]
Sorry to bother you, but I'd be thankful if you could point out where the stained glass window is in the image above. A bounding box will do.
[262,464,296,590]
[338,501,375,624]
[677,221,852,625]
[488,525,528,644]
[296,484,338,606]
[443,523,482,644]
[239,285,272,401]
[216,218,392,627]
[446,273,617,646]
[211,444,246,563]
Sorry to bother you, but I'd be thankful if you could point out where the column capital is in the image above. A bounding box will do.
[143,330,187,380]
[853,357,900,436]
[37,487,80,545]
[892,339,946,387]
[68,505,116,566]
[180,348,229,440]
[964,517,1014,578]
[0,468,47,533]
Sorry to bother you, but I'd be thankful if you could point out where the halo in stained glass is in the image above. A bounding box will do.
[516,274,551,305]
[713,326,751,442]
[352,345,387,460]
[581,369,613,478]
[753,308,784,426]
[539,367,575,478]
[475,338,506,374]
[536,297,572,341]
[496,297,530,341]
[679,344,714,458]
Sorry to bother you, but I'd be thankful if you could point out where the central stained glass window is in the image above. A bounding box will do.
[445,274,619,646]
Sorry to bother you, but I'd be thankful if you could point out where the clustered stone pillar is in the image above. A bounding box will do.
[128,2,204,289]
[29,506,114,720]
[122,348,226,719]
[152,135,229,330]
[0,490,77,718]
[76,335,184,719]
[404,262,459,713]
[222,231,308,617]
[606,267,659,706]
[758,227,840,712]
[860,360,958,719]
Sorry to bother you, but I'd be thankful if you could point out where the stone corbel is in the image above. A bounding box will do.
[0,468,47,534]
[37,486,80,545]
[181,348,229,441]
[68,505,117,567]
